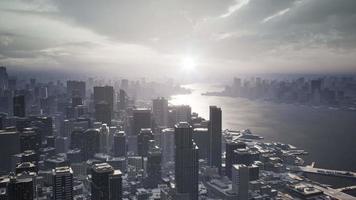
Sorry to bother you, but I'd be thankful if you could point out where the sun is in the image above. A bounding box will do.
[181,56,196,71]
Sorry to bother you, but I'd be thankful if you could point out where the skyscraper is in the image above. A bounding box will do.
[67,80,86,98]
[174,122,199,200]
[94,86,114,115]
[7,173,34,200]
[113,131,126,157]
[95,102,112,126]
[52,166,73,200]
[91,163,122,200]
[225,141,246,178]
[208,106,222,172]
[82,129,100,160]
[13,95,25,117]
[146,145,162,188]
[0,66,8,92]
[232,164,249,200]
[137,128,154,157]
[152,97,168,127]
[173,105,191,124]
[0,131,20,172]
[132,109,151,135]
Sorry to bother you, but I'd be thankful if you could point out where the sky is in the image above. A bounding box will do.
[1,0,356,79]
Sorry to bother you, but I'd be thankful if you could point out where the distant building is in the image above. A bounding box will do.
[113,131,126,157]
[95,102,112,126]
[82,129,100,160]
[173,105,191,124]
[91,163,122,200]
[67,80,86,98]
[174,122,199,200]
[146,146,162,188]
[53,166,73,200]
[13,95,25,117]
[152,97,168,127]
[160,128,174,164]
[132,109,151,135]
[94,86,114,115]
[137,128,154,157]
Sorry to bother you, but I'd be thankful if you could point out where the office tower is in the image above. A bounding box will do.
[248,164,259,181]
[146,145,162,188]
[70,128,84,149]
[160,128,174,163]
[95,102,112,126]
[233,148,260,166]
[174,122,199,200]
[29,116,53,140]
[19,128,41,153]
[53,166,73,200]
[94,86,114,114]
[99,124,110,154]
[7,173,34,200]
[173,105,191,123]
[67,80,86,98]
[193,127,209,159]
[118,89,127,110]
[232,164,249,200]
[208,106,222,172]
[13,95,25,117]
[0,131,20,172]
[137,128,154,157]
[152,97,168,127]
[82,129,100,160]
[113,131,126,157]
[91,163,122,200]
[121,79,129,91]
[132,109,151,135]
[55,136,70,154]
[0,66,8,92]
[226,141,246,178]
[71,96,83,107]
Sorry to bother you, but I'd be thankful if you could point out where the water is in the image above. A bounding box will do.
[170,83,356,172]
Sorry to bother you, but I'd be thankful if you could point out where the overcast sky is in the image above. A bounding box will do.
[1,0,356,79]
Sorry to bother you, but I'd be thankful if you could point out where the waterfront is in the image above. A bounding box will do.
[170,83,356,172]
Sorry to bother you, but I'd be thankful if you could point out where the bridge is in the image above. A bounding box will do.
[337,186,356,193]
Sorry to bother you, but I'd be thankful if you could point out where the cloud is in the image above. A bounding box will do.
[1,0,356,78]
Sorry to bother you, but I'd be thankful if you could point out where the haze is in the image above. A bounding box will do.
[1,0,356,79]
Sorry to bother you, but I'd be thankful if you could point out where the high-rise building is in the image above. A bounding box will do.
[82,129,100,160]
[118,89,127,111]
[94,86,114,114]
[7,173,34,200]
[0,131,20,172]
[132,109,151,135]
[95,102,112,126]
[225,141,246,178]
[0,66,8,92]
[53,166,73,200]
[208,106,222,172]
[91,163,122,200]
[67,80,86,98]
[193,127,209,159]
[13,95,25,117]
[232,164,249,200]
[152,97,168,127]
[146,145,162,188]
[160,128,174,164]
[174,122,199,200]
[113,131,126,157]
[173,105,191,124]
[19,128,41,153]
[137,128,154,157]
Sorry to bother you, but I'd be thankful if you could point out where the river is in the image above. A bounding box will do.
[170,83,356,174]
